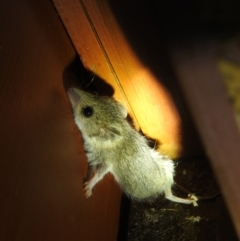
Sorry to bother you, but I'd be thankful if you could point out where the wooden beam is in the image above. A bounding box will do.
[170,42,240,238]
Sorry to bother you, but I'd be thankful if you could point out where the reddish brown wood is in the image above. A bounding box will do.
[51,0,137,123]
[0,0,121,240]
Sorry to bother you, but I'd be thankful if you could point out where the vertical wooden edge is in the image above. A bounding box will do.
[170,42,240,238]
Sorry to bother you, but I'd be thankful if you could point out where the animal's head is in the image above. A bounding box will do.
[67,88,128,142]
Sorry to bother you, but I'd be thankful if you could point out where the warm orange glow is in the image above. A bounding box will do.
[53,0,186,158]
[115,63,183,158]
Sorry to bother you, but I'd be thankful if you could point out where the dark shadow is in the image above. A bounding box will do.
[117,195,131,241]
[63,56,115,96]
[109,0,240,46]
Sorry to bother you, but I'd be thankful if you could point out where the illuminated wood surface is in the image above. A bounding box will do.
[52,0,202,158]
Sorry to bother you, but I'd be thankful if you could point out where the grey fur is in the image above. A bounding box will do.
[68,88,197,206]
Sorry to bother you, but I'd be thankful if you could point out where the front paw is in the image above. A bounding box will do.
[84,182,92,198]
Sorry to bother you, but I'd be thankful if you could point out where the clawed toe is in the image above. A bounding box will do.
[84,182,92,198]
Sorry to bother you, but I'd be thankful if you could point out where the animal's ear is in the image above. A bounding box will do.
[118,102,128,118]
[67,88,80,107]
[99,126,123,141]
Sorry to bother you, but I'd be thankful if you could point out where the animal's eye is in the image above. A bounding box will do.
[82,106,94,117]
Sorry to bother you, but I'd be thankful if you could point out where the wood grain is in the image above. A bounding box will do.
[0,0,121,240]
